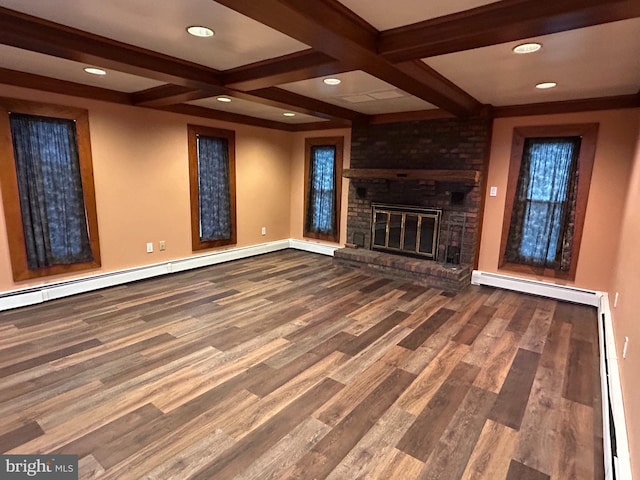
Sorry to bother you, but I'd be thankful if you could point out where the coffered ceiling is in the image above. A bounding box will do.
[0,0,638,131]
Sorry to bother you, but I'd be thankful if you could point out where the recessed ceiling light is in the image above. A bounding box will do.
[513,42,542,54]
[323,78,341,85]
[283,112,296,117]
[187,26,214,38]
[535,82,557,89]
[84,67,106,76]
[216,96,232,103]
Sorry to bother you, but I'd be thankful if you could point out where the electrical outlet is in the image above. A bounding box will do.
[623,336,629,359]
[614,292,619,308]
[159,240,166,251]
[489,186,498,197]
[261,226,266,236]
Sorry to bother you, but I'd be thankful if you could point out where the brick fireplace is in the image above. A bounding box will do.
[335,115,492,291]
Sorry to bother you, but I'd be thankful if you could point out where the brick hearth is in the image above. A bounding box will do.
[334,248,472,292]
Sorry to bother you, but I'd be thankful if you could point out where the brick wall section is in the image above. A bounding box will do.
[347,116,492,265]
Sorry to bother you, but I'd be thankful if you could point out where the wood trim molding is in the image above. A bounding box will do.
[368,109,454,124]
[379,0,640,62]
[0,97,101,282]
[287,120,352,132]
[187,124,237,251]
[498,123,599,281]
[303,136,344,243]
[343,168,480,184]
[492,94,640,117]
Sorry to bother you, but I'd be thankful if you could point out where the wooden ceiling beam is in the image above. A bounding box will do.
[0,68,301,131]
[379,0,640,62]
[131,85,222,107]
[0,7,224,90]
[222,49,349,91]
[0,7,364,121]
[156,103,296,130]
[235,87,369,123]
[129,83,366,121]
[213,0,481,116]
[0,67,133,104]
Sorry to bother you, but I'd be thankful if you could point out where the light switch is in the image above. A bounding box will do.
[489,186,498,197]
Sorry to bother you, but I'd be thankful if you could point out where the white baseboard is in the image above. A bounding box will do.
[599,294,633,480]
[471,270,602,306]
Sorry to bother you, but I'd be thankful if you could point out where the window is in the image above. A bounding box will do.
[0,98,101,282]
[187,124,236,250]
[304,137,343,242]
[499,124,598,280]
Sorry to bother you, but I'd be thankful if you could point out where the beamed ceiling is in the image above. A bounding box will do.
[0,0,639,131]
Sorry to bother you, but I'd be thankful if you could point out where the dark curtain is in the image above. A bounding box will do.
[305,145,336,235]
[10,113,92,269]
[197,135,231,241]
[505,137,581,270]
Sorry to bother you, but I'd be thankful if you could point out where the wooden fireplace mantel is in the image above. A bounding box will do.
[342,168,480,184]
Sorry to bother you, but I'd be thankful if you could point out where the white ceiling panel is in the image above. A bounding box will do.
[0,0,308,71]
[0,45,164,93]
[279,71,436,115]
[337,0,501,31]
[188,97,327,124]
[424,19,640,106]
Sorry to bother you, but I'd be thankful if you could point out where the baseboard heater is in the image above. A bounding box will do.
[0,239,339,312]
[599,307,633,480]
[471,270,601,306]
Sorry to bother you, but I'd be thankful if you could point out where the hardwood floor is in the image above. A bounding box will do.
[0,250,603,479]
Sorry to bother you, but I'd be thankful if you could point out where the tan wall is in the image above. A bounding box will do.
[610,127,640,478]
[478,109,640,291]
[289,128,352,247]
[0,85,293,291]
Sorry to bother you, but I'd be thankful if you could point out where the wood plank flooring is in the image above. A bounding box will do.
[0,250,603,479]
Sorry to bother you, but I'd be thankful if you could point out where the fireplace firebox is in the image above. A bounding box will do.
[371,204,441,260]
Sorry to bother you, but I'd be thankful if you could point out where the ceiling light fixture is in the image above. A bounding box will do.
[513,42,542,54]
[187,26,214,38]
[283,112,296,117]
[84,67,106,76]
[535,82,557,89]
[216,96,232,103]
[323,78,341,85]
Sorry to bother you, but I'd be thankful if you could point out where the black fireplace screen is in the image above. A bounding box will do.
[371,204,441,259]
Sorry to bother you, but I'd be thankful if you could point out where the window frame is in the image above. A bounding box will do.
[0,97,101,282]
[303,136,344,243]
[187,124,237,251]
[498,123,598,280]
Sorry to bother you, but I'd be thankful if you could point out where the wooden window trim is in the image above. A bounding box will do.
[498,123,598,281]
[303,136,344,243]
[0,97,101,282]
[187,124,237,251]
